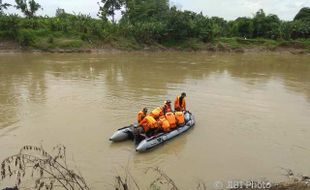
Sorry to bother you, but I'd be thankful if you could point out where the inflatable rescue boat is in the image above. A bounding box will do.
[109,111,195,152]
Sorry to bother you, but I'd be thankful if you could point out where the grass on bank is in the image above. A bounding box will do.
[1,28,310,52]
[215,37,310,51]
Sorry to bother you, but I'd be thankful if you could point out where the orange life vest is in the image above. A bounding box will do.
[137,111,146,123]
[174,96,186,111]
[139,115,157,132]
[175,111,185,126]
[150,107,163,119]
[165,112,177,129]
[159,116,171,132]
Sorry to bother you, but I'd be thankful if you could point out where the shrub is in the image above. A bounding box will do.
[17,29,36,46]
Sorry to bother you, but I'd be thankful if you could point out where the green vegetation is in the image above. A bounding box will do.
[98,0,124,23]
[14,0,42,18]
[294,7,310,22]
[0,0,309,52]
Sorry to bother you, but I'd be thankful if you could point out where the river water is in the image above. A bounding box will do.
[0,52,309,189]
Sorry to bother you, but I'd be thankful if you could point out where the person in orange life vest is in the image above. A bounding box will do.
[162,100,172,114]
[149,107,164,119]
[139,115,159,137]
[175,111,185,126]
[158,115,171,132]
[165,112,177,129]
[174,92,186,111]
[137,107,148,123]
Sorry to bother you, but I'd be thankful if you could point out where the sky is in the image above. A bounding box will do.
[3,0,310,21]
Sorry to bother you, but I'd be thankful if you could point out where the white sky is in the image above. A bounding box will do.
[3,0,310,21]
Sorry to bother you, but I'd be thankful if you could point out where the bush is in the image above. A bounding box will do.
[0,14,20,39]
[17,29,36,46]
[48,36,54,43]
[131,21,165,43]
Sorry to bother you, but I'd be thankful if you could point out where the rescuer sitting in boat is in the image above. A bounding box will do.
[136,110,186,136]
[174,92,186,111]
[133,94,188,143]
[137,115,160,137]
[175,111,185,126]
[149,107,164,119]
[162,100,172,114]
[137,107,148,123]
[165,111,177,130]
[158,115,171,132]
[110,94,194,151]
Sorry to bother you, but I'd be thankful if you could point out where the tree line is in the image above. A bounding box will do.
[0,0,309,47]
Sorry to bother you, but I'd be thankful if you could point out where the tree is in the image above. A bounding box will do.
[233,17,254,38]
[14,0,42,18]
[0,0,11,15]
[123,0,169,23]
[55,8,65,17]
[164,7,193,41]
[98,0,124,23]
[210,16,228,37]
[294,7,310,21]
[289,20,310,39]
[252,9,281,39]
[252,9,266,37]
[193,13,214,42]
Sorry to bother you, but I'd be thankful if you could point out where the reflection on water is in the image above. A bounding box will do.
[0,52,310,189]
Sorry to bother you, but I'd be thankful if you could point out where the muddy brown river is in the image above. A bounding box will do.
[0,52,310,189]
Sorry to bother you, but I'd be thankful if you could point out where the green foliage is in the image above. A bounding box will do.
[123,0,169,23]
[210,16,228,37]
[131,21,165,43]
[98,0,124,23]
[178,38,206,51]
[54,38,83,48]
[47,35,53,43]
[0,1,11,15]
[252,9,281,39]
[193,14,214,42]
[0,14,20,39]
[17,28,36,46]
[217,37,241,48]
[15,0,42,18]
[19,17,42,29]
[0,2,309,51]
[294,7,310,21]
[163,8,215,42]
[164,8,194,41]
[231,17,253,38]
[289,20,310,39]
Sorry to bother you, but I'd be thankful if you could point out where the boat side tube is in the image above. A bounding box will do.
[109,124,136,142]
[136,112,195,152]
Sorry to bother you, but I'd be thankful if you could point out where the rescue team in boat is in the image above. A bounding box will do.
[135,92,187,137]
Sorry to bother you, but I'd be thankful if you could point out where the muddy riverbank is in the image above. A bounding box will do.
[0,38,309,54]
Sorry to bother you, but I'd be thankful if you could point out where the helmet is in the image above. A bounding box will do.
[165,100,171,104]
[143,107,148,112]
[181,92,186,97]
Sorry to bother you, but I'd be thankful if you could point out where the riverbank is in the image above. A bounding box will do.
[234,181,310,190]
[226,171,310,190]
[0,37,309,54]
[114,168,310,190]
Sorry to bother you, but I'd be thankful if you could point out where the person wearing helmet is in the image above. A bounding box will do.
[162,100,172,114]
[174,92,186,111]
[137,107,148,123]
